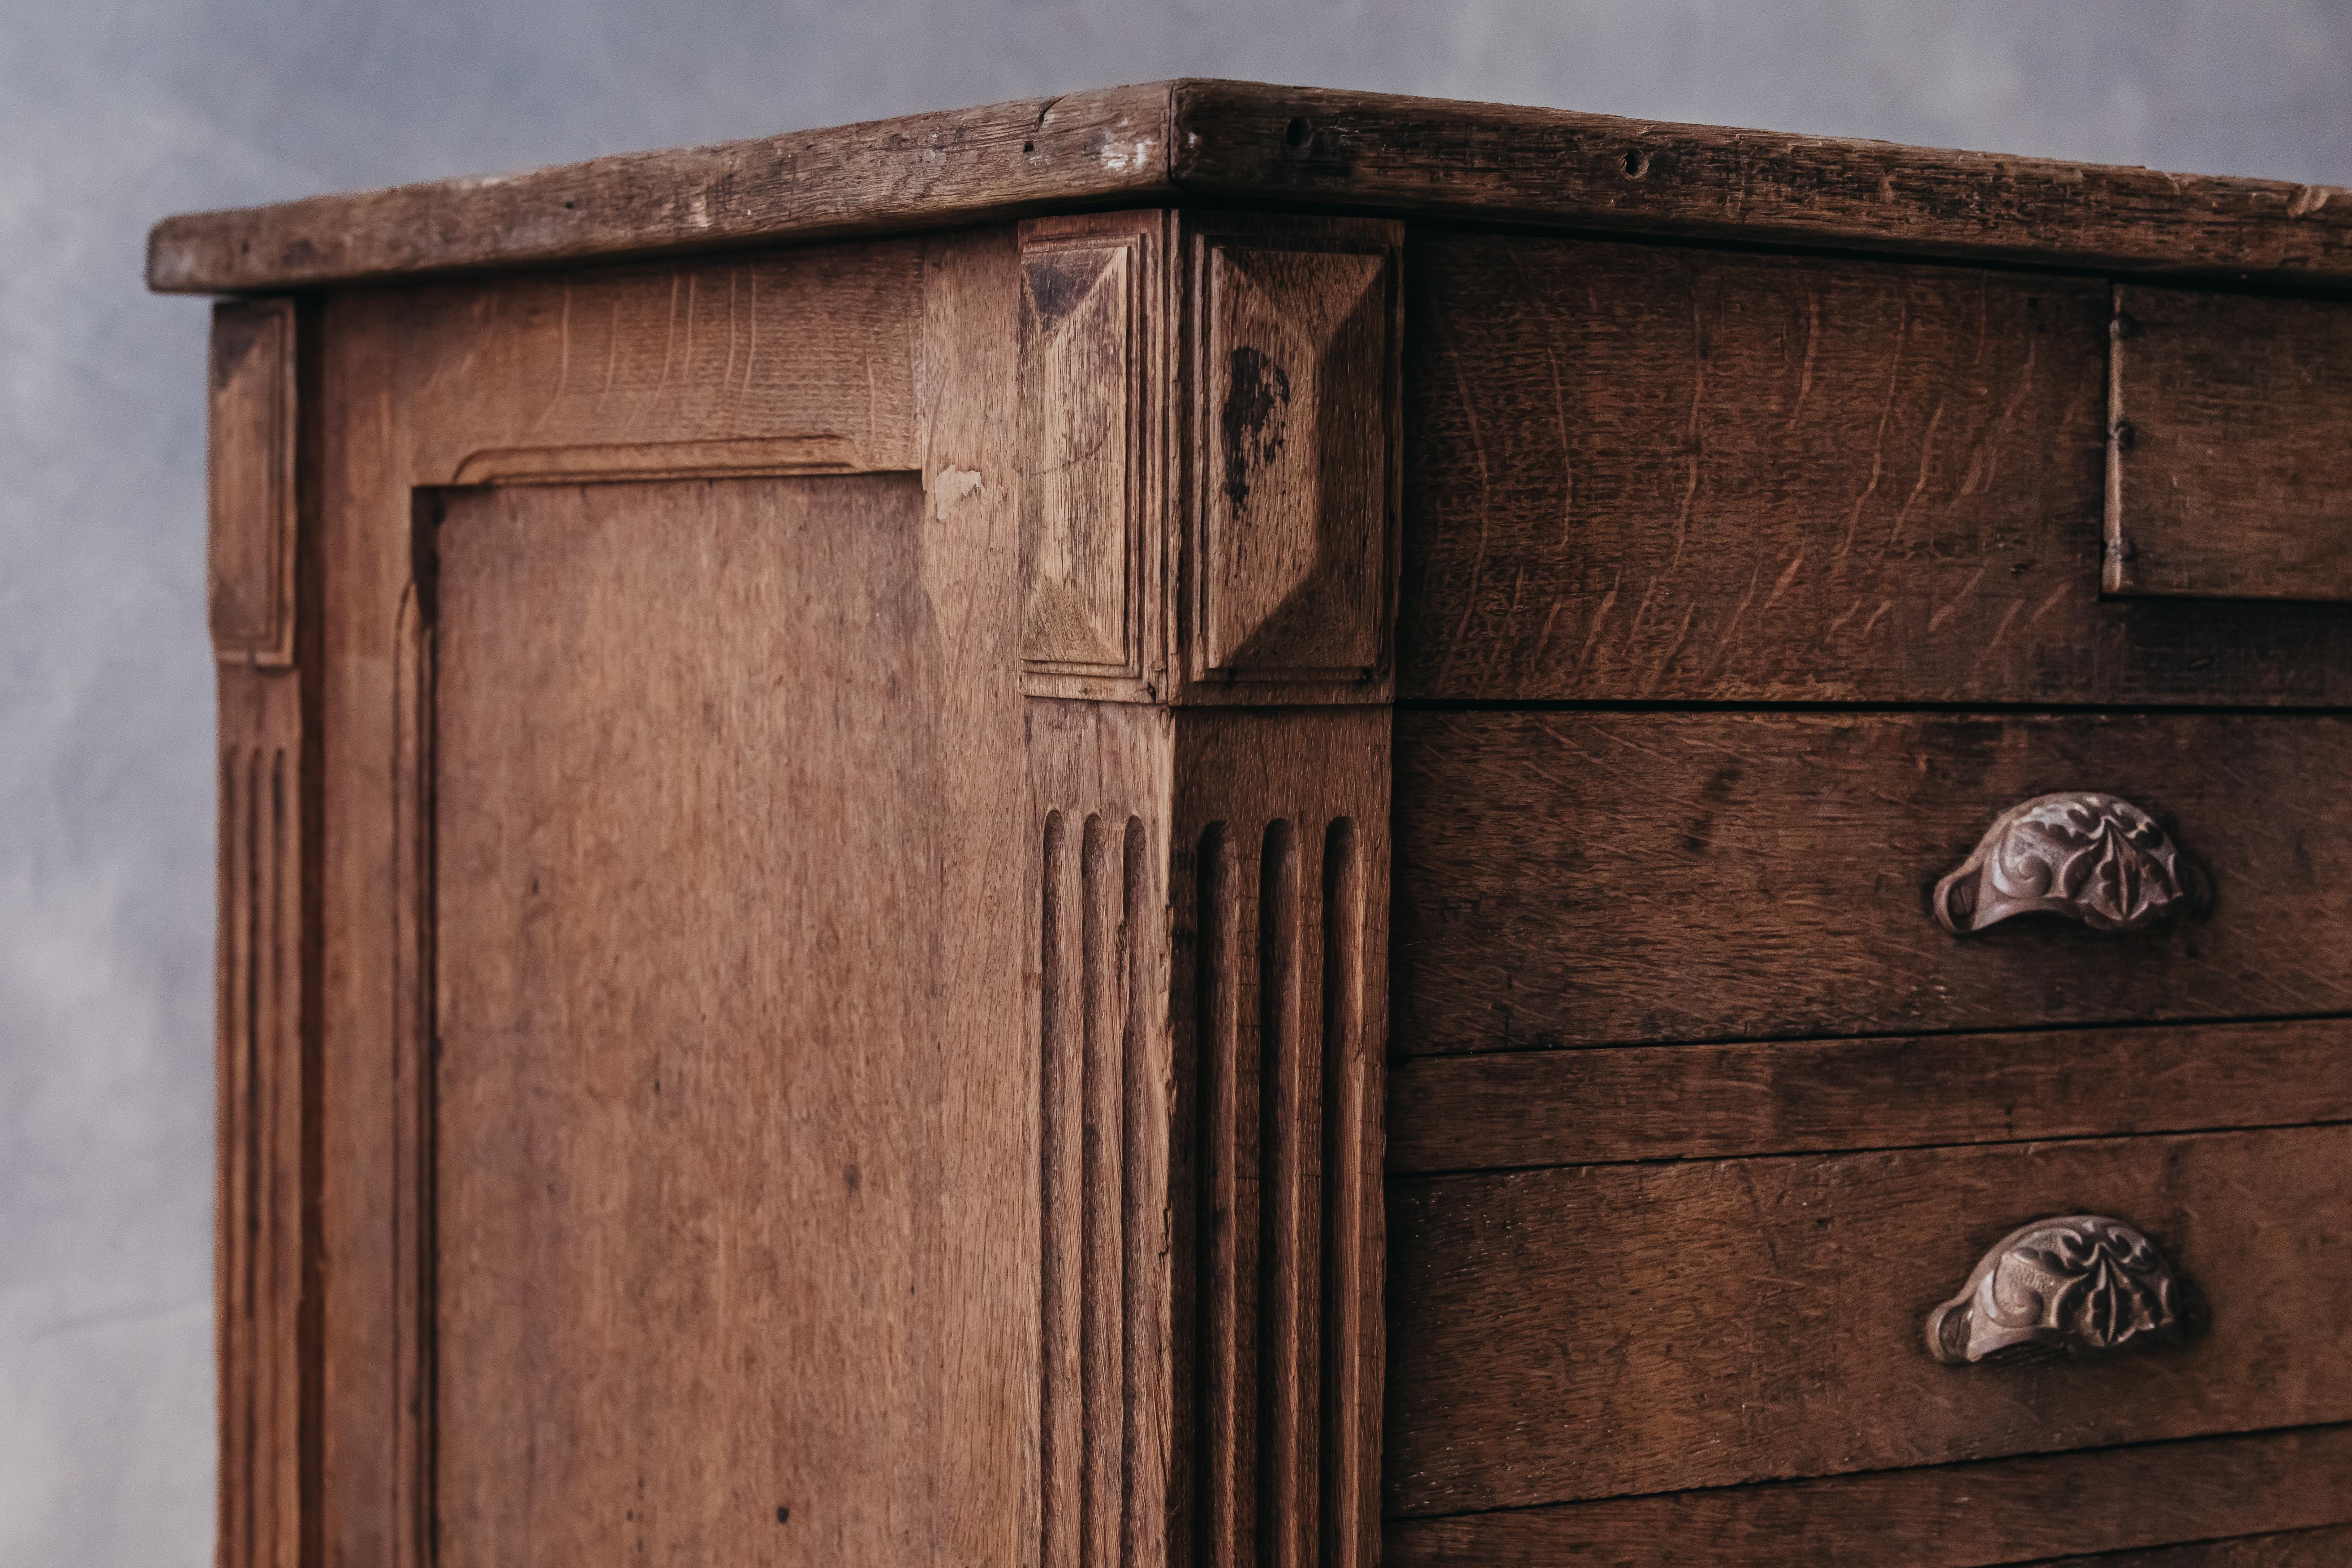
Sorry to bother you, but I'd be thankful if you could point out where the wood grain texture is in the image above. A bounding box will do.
[1387,1017,2352,1173]
[1165,82,2352,285]
[151,82,2352,294]
[2029,1524,2352,1565]
[912,224,1033,1568]
[1183,215,1400,698]
[395,243,921,484]
[429,476,947,1563]
[1398,233,2352,706]
[150,84,1176,292]
[209,300,298,666]
[2109,285,2352,603]
[1019,212,1168,699]
[1383,1426,2352,1568]
[314,283,413,1568]
[1387,1124,2352,1515]
[215,666,310,1568]
[1395,710,2352,1054]
[307,233,1022,1568]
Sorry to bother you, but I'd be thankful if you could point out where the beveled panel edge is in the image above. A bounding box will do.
[1018,212,1168,702]
[1180,213,1401,702]
[209,298,299,667]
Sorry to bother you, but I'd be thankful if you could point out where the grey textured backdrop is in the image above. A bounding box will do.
[4,1,2348,1560]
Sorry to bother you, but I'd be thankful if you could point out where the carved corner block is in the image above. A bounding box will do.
[209,298,300,667]
[1180,215,1402,704]
[1018,212,1169,702]
[1016,211,1400,706]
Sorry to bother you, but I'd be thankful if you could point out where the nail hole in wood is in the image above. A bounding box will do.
[1285,116,1313,148]
[1622,148,1651,178]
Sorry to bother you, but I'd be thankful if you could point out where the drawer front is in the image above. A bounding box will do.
[1400,233,2352,705]
[1388,1018,2352,1172]
[1384,1427,2352,1567]
[2110,285,2352,603]
[1395,710,2352,1053]
[1386,1123,2352,1516]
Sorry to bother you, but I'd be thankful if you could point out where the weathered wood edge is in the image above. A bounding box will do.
[149,79,2352,295]
[1166,82,2352,286]
[146,84,1181,293]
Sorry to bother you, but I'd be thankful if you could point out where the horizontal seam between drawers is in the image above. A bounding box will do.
[1388,1008,2352,1062]
[1395,698,2352,717]
[1389,1111,2352,1180]
[1378,1417,2352,1525]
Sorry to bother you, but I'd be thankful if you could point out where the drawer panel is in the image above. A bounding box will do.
[1386,1124,2352,1515]
[1395,710,2352,1054]
[2041,1525,2352,1567]
[1400,233,2352,705]
[1385,1426,2352,1568]
[1388,1018,2352,1172]
[2110,285,2352,604]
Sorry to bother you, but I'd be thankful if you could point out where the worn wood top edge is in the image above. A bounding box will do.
[148,78,2352,294]
[144,82,1181,293]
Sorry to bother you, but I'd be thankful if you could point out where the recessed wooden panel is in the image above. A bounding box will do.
[1020,215,1159,694]
[1395,710,2352,1054]
[1181,214,1401,702]
[1383,1426,2352,1567]
[1387,1124,2352,1516]
[1399,234,2352,706]
[2109,285,2352,603]
[1198,240,1390,677]
[312,232,1025,1568]
[431,474,956,1565]
[209,299,298,665]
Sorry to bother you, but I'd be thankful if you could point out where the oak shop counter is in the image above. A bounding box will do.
[156,81,2352,1568]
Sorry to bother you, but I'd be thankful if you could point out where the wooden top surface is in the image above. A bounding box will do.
[148,79,2352,293]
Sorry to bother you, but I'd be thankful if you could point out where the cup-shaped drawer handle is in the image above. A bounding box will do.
[1928,1215,2183,1365]
[1933,792,2196,935]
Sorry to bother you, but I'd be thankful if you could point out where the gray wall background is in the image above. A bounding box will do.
[4,1,2348,1561]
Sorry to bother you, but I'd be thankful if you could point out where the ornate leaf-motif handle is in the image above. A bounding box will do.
[1928,1215,2183,1365]
[1934,792,2196,935]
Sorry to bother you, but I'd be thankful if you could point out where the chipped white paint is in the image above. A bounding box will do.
[933,464,985,520]
[2288,184,2338,218]
[1100,137,1154,175]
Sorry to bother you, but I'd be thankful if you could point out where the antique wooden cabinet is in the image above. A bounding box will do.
[154,82,2352,1567]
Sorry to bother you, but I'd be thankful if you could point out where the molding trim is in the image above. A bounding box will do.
[1026,700,1388,1568]
[209,299,300,668]
[1017,211,1401,706]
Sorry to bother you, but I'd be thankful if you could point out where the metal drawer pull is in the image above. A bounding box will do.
[1929,1215,2182,1365]
[1933,792,2194,935]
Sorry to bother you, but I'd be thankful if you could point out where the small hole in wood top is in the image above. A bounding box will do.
[1621,148,1651,178]
[1022,139,1035,153]
[1285,116,1313,148]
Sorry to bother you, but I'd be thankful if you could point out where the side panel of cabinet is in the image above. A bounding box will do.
[310,234,1028,1567]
